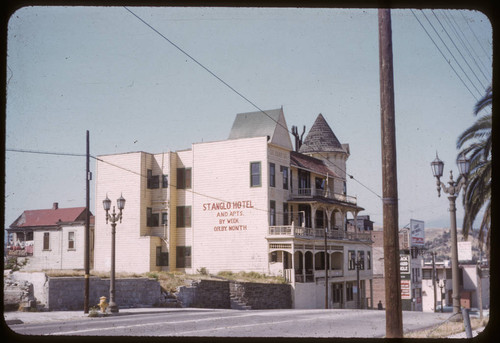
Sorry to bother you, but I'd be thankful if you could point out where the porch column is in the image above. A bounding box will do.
[311,204,317,230]
[370,278,374,309]
[291,242,295,286]
[302,250,306,281]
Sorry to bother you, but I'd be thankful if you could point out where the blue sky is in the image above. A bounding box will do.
[5,7,492,232]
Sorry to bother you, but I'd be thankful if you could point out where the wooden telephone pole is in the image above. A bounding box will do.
[84,130,90,313]
[378,9,403,338]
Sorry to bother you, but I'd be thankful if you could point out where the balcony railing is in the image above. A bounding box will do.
[287,269,344,283]
[290,188,357,205]
[268,224,372,241]
[6,243,34,257]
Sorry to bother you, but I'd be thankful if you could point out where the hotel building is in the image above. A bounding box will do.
[94,108,373,308]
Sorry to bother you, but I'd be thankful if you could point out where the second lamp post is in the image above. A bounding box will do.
[431,153,469,314]
[103,193,126,313]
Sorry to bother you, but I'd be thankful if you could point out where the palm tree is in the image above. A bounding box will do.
[456,85,492,252]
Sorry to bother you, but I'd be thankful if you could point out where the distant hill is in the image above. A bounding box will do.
[423,227,486,263]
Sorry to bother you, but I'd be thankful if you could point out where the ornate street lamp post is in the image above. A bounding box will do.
[103,193,126,313]
[431,153,469,314]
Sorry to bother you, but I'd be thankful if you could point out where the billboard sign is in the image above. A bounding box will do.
[410,219,425,247]
[458,241,472,261]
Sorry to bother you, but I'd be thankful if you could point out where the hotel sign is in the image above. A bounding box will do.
[202,200,254,232]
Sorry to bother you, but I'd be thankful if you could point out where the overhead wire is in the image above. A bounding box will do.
[460,11,492,64]
[420,9,483,97]
[441,10,491,85]
[430,10,487,92]
[123,6,382,200]
[410,9,480,101]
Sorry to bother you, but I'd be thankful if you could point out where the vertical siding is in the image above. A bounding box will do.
[191,137,269,274]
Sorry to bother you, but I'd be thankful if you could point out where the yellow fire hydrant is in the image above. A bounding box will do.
[99,296,108,313]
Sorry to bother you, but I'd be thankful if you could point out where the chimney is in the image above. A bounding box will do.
[53,202,59,210]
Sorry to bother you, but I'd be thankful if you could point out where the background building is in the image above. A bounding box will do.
[7,203,94,270]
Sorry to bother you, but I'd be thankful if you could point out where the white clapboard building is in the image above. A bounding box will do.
[94,108,373,309]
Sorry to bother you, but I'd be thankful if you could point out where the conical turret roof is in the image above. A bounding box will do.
[299,114,345,153]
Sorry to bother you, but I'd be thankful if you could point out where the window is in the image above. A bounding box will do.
[270,201,276,226]
[316,210,325,228]
[177,168,191,189]
[43,232,50,250]
[343,181,347,195]
[250,162,261,187]
[162,174,168,188]
[315,177,325,190]
[269,163,276,187]
[358,251,365,270]
[68,232,75,250]
[161,212,168,226]
[422,269,433,280]
[26,231,33,240]
[332,283,343,303]
[346,282,354,301]
[348,250,356,270]
[281,166,288,189]
[270,251,278,263]
[147,208,159,227]
[367,251,371,270]
[147,169,159,189]
[176,206,192,227]
[156,247,169,266]
[283,203,289,226]
[176,246,191,268]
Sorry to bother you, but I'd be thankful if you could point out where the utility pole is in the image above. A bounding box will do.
[84,130,90,313]
[324,224,329,309]
[432,252,437,312]
[378,8,403,338]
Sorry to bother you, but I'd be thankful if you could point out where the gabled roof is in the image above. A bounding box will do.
[290,151,338,178]
[299,113,346,154]
[9,206,90,229]
[228,108,293,150]
[228,108,283,140]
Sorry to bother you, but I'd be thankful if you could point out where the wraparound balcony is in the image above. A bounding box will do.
[290,188,357,205]
[268,224,372,242]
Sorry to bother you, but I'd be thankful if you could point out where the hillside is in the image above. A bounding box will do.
[423,227,486,263]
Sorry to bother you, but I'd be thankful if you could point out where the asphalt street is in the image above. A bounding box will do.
[4,307,458,338]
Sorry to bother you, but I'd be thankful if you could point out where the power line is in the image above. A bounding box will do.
[420,9,482,97]
[441,10,491,85]
[460,11,492,64]
[6,148,86,157]
[123,6,382,200]
[410,9,479,101]
[431,10,487,92]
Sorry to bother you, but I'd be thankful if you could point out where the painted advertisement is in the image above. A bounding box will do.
[410,219,425,247]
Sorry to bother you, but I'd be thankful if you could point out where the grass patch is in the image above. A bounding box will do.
[216,270,286,284]
[405,317,489,338]
[29,269,286,292]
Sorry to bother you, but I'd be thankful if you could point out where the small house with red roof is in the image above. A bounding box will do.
[7,202,94,270]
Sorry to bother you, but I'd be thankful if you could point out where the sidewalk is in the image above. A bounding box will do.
[4,307,182,325]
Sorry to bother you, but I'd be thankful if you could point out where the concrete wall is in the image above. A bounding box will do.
[230,282,292,309]
[177,280,231,309]
[47,277,160,310]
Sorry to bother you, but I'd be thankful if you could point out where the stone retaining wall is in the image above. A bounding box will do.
[230,282,292,309]
[47,277,161,310]
[177,280,230,309]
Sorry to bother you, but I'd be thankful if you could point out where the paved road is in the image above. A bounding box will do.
[4,308,454,338]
